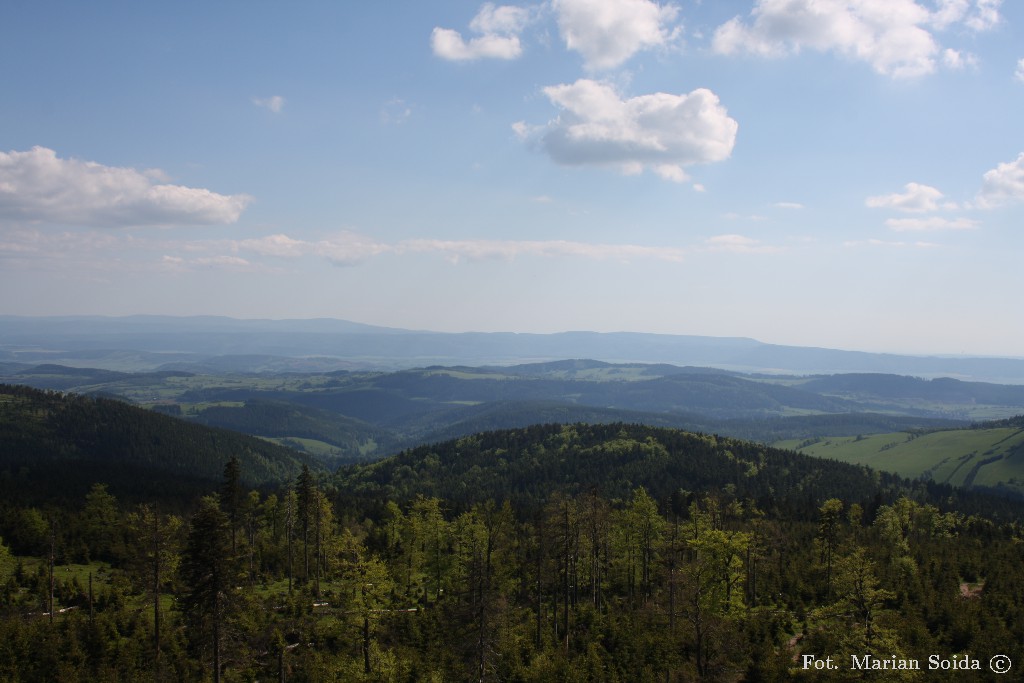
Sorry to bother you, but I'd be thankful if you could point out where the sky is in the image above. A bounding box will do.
[1,0,1022,356]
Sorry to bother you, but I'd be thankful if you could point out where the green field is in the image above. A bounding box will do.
[778,426,1024,495]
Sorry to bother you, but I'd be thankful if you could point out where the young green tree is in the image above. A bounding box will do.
[813,546,914,681]
[125,504,183,678]
[83,483,121,561]
[683,501,751,679]
[336,529,395,675]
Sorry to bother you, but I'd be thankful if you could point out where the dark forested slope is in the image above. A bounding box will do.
[335,422,1024,521]
[0,384,317,503]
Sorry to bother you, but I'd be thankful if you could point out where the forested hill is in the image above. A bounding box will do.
[0,384,318,504]
[335,422,1024,522]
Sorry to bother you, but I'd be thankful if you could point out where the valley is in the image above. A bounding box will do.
[4,321,1024,680]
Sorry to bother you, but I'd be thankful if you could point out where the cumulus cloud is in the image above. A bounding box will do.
[431,3,530,61]
[712,0,1001,78]
[0,146,250,227]
[774,201,805,209]
[552,0,680,70]
[252,95,285,113]
[517,79,737,182]
[865,182,953,212]
[1016,58,1024,82]
[886,216,979,231]
[974,152,1024,208]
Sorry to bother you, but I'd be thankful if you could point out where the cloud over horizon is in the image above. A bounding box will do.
[866,182,954,212]
[0,147,251,228]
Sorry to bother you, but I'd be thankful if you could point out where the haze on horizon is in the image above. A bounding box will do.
[2,2,1022,358]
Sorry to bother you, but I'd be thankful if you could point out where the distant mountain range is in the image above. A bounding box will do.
[2,314,1023,383]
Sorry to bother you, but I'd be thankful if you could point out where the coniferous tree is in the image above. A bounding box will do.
[180,496,237,683]
[296,465,315,583]
[219,457,243,555]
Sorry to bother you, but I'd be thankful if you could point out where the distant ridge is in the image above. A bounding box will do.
[2,315,1023,383]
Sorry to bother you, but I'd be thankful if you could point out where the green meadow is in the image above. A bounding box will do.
[778,426,1024,495]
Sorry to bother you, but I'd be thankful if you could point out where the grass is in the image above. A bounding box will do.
[778,427,1024,494]
[265,436,346,458]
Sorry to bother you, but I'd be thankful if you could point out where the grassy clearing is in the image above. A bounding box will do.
[778,427,1024,494]
[265,436,345,458]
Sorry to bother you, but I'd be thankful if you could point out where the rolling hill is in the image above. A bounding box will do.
[0,384,319,504]
[4,314,1024,382]
[333,422,1024,521]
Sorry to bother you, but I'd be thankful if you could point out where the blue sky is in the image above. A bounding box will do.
[2,0,1022,356]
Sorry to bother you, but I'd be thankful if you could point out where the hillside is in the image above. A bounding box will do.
[188,398,388,463]
[0,384,318,503]
[8,361,1006,466]
[3,406,1024,679]
[335,422,1024,521]
[779,419,1024,498]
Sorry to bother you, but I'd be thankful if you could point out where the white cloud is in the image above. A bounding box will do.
[431,4,530,61]
[470,3,531,34]
[886,216,979,231]
[0,146,251,227]
[431,28,522,60]
[380,98,413,125]
[843,238,940,248]
[552,0,680,70]
[236,233,308,257]
[252,95,285,113]
[315,232,394,266]
[703,234,780,253]
[1015,58,1024,83]
[774,201,805,209]
[930,0,1000,30]
[520,79,737,182]
[941,48,977,70]
[712,0,1000,79]
[400,237,689,263]
[866,182,953,212]
[975,152,1024,208]
[0,228,44,256]
[189,228,791,270]
[963,0,1002,31]
[194,255,256,269]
